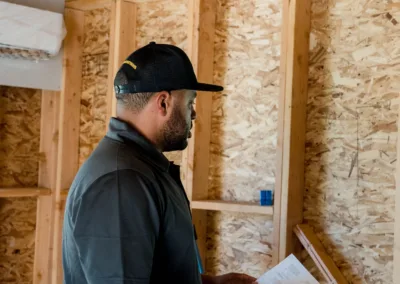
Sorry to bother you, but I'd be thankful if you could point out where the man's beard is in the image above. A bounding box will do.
[161,106,191,152]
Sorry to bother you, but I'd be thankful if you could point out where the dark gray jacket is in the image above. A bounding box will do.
[62,118,202,284]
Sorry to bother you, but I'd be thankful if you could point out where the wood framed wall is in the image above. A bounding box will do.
[0,0,330,282]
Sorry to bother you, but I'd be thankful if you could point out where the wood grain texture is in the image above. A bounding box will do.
[183,0,217,268]
[33,90,60,284]
[52,9,85,284]
[295,224,348,284]
[0,188,51,198]
[273,0,311,263]
[191,200,273,215]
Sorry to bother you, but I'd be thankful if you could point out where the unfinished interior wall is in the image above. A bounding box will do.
[0,86,41,283]
[79,8,111,166]
[304,0,400,283]
[206,0,281,277]
[136,0,188,165]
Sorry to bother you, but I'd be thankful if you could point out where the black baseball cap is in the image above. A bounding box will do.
[114,42,223,95]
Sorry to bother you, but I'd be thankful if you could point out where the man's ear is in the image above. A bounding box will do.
[155,91,172,116]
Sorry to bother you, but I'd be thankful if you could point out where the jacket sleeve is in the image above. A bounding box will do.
[72,169,163,284]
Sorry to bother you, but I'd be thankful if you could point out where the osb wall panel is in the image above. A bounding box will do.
[0,86,40,283]
[206,0,281,277]
[79,8,110,166]
[304,0,400,283]
[208,0,281,202]
[136,0,188,165]
[206,211,273,278]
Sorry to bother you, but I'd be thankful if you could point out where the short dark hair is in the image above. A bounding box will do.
[116,92,155,111]
[115,69,155,111]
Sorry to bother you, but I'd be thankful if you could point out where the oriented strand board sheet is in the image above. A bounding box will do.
[79,8,110,166]
[0,197,37,284]
[83,8,111,56]
[206,0,280,277]
[0,86,40,283]
[136,0,188,165]
[206,211,273,278]
[208,0,281,202]
[304,0,400,282]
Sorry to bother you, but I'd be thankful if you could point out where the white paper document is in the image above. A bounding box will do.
[256,254,319,284]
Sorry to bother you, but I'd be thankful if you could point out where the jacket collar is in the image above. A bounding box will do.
[106,117,170,172]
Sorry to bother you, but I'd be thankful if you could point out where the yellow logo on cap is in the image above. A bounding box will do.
[123,60,137,70]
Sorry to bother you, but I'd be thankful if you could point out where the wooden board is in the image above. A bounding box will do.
[106,0,137,123]
[33,90,60,284]
[0,188,51,198]
[272,0,311,263]
[51,9,84,284]
[182,0,217,268]
[191,200,273,215]
[295,224,348,284]
[65,0,111,10]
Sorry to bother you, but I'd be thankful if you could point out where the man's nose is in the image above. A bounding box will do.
[191,108,197,120]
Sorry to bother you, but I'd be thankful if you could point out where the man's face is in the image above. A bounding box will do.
[162,90,197,152]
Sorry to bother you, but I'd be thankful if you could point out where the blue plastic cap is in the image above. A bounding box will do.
[260,190,273,206]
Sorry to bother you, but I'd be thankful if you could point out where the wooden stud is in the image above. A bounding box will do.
[191,200,273,215]
[51,9,84,284]
[106,0,137,124]
[183,0,217,269]
[272,0,312,263]
[294,225,348,284]
[33,90,60,284]
[394,92,400,283]
[0,187,51,198]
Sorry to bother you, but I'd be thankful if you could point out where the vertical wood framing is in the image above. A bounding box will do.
[107,0,137,124]
[394,97,400,282]
[51,9,84,283]
[183,0,217,269]
[33,91,60,284]
[272,0,311,263]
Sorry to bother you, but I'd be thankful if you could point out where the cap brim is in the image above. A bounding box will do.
[195,82,224,92]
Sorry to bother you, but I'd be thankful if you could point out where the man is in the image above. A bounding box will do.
[62,42,256,284]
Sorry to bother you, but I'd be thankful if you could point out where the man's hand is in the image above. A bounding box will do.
[202,273,257,284]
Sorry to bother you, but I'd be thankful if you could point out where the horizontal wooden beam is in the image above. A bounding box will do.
[0,187,51,198]
[65,0,111,10]
[124,0,165,3]
[294,224,348,284]
[64,0,165,11]
[191,200,273,215]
